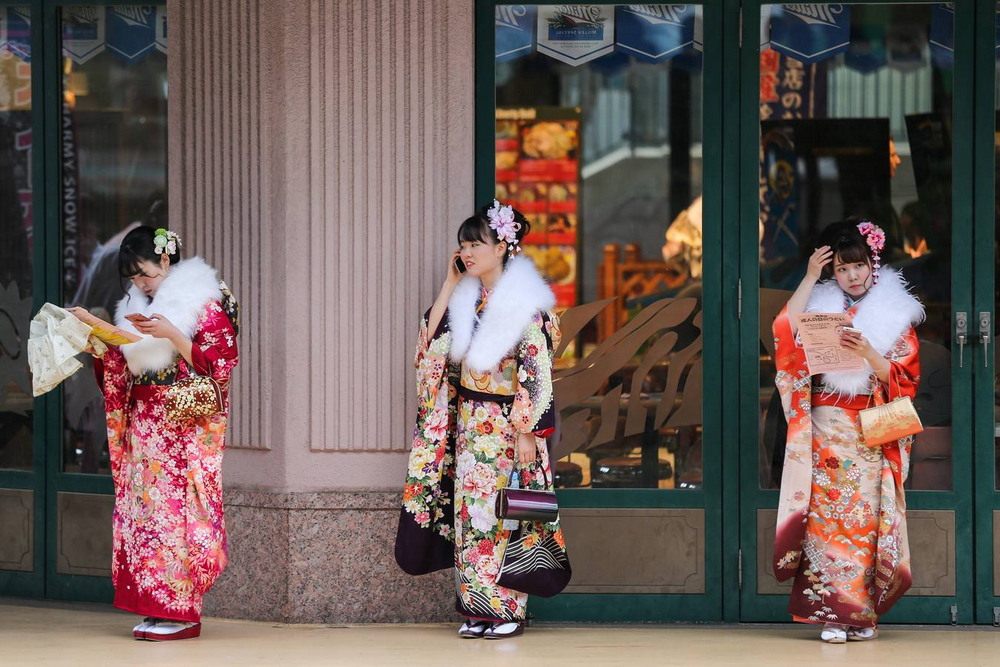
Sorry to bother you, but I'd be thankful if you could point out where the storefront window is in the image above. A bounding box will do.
[61,5,167,474]
[495,4,705,489]
[0,6,34,471]
[757,4,954,491]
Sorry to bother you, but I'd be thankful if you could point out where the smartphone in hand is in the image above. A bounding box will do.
[454,257,467,273]
[124,313,152,324]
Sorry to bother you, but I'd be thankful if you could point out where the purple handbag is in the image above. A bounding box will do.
[495,462,558,522]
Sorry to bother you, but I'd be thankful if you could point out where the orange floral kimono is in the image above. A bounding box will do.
[772,268,923,628]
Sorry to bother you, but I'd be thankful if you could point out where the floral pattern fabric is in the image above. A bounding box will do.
[96,300,238,623]
[772,302,918,628]
[396,308,564,622]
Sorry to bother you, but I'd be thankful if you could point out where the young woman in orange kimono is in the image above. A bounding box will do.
[772,221,924,643]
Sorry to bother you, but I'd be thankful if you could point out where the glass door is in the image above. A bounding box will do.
[478,1,726,621]
[0,1,166,603]
[738,1,976,624]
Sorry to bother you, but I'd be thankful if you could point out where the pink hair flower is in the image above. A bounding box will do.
[486,199,521,253]
[856,220,886,284]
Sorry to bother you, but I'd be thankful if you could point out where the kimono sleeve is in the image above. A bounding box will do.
[93,345,131,413]
[510,311,561,436]
[883,326,920,401]
[93,345,131,484]
[189,301,240,396]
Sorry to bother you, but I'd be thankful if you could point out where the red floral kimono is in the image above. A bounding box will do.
[95,257,239,623]
[772,268,923,628]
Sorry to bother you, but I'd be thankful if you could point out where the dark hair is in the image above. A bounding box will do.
[118,225,181,279]
[818,220,871,280]
[457,202,532,265]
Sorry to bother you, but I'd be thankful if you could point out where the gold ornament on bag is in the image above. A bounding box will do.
[164,375,224,420]
[858,376,923,446]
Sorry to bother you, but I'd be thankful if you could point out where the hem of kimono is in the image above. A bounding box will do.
[113,598,202,624]
[791,614,875,629]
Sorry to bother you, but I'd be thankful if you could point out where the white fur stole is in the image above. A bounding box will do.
[805,267,924,396]
[448,255,555,372]
[115,256,222,374]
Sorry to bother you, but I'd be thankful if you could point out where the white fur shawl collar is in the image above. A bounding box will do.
[448,256,555,372]
[806,267,925,396]
[115,256,222,374]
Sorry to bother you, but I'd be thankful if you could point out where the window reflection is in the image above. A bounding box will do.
[0,10,35,471]
[495,5,704,489]
[60,6,167,474]
[758,4,954,491]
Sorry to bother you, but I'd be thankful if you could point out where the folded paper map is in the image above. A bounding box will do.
[792,312,865,375]
[70,308,141,346]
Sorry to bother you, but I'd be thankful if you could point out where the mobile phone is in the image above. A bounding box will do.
[842,326,862,335]
[454,257,467,273]
[125,313,151,323]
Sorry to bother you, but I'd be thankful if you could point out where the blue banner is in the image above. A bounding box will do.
[844,22,886,74]
[929,5,953,68]
[768,4,851,65]
[496,5,536,62]
[615,5,696,63]
[107,6,157,63]
[4,7,31,63]
[62,6,105,65]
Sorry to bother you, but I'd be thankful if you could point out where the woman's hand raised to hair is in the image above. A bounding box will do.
[805,245,833,282]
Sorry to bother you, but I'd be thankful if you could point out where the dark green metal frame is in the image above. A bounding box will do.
[0,0,164,604]
[477,0,727,622]
[737,0,978,624]
[972,0,1000,627]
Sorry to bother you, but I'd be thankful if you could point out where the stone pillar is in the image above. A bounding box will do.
[168,0,473,622]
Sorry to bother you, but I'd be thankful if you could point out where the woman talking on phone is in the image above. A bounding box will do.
[771,220,924,643]
[70,226,239,641]
[394,201,567,639]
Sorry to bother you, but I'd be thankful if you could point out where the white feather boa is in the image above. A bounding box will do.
[114,256,222,374]
[448,255,555,372]
[805,267,925,396]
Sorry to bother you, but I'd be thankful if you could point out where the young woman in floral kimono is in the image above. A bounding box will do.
[772,220,923,643]
[395,201,566,639]
[73,226,238,641]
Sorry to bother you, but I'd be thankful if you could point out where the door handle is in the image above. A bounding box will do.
[956,312,968,368]
[980,312,991,368]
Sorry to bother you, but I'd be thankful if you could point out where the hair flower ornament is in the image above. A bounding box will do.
[856,220,885,284]
[153,228,182,257]
[486,199,521,255]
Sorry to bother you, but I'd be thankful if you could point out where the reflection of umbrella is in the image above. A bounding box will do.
[0,282,33,414]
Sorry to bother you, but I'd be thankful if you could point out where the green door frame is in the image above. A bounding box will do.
[0,0,164,604]
[737,0,978,624]
[973,0,1000,627]
[475,0,728,622]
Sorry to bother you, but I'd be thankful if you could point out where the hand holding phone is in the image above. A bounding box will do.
[454,256,467,274]
[124,313,152,324]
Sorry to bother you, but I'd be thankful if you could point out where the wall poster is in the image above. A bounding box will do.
[495,106,582,308]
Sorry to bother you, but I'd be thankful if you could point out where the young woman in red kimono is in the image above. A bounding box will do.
[395,201,567,640]
[74,226,238,641]
[772,221,923,643]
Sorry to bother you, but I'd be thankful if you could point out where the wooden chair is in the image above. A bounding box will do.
[597,243,688,341]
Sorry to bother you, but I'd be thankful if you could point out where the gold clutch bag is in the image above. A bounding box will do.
[165,375,224,420]
[859,395,923,446]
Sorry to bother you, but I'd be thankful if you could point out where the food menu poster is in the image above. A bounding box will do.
[495,106,581,308]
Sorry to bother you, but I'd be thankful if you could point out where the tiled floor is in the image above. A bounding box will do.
[3,600,1000,666]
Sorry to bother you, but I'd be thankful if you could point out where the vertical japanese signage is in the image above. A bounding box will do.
[496,107,582,307]
[759,50,825,121]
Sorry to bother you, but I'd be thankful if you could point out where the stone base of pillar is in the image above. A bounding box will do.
[203,487,454,623]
